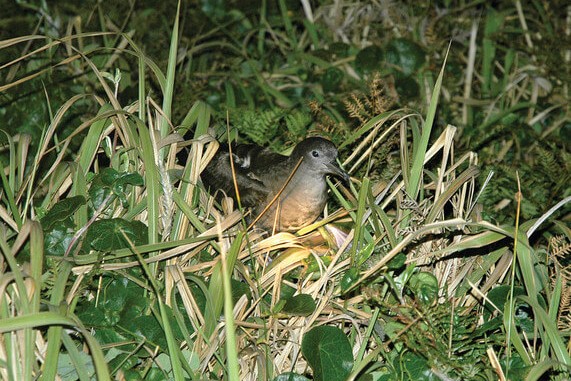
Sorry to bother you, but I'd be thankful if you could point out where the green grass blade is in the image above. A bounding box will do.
[222,231,244,380]
[406,46,450,200]
[158,0,181,138]
[520,295,571,366]
[124,232,186,381]
[0,159,22,229]
[134,118,160,255]
[40,261,72,381]
[1,310,111,380]
[350,177,369,265]
[60,331,92,381]
[407,45,450,200]
[204,231,244,339]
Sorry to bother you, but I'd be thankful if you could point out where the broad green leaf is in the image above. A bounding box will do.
[397,352,434,381]
[500,353,530,380]
[387,253,406,271]
[44,224,75,256]
[93,328,130,348]
[57,350,95,381]
[395,76,420,99]
[354,45,383,74]
[341,267,360,292]
[85,218,148,251]
[302,326,353,381]
[40,196,86,231]
[89,168,143,209]
[321,67,344,92]
[484,285,525,322]
[282,294,316,316]
[408,272,438,305]
[126,315,168,349]
[384,38,425,77]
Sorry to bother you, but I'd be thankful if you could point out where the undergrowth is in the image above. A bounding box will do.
[0,1,570,381]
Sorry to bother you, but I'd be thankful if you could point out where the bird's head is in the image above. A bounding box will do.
[291,137,349,182]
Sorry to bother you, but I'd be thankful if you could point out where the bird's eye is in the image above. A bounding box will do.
[311,150,319,157]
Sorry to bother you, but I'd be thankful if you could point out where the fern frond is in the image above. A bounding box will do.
[234,108,284,145]
[285,110,311,139]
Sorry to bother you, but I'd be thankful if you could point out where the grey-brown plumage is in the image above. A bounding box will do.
[201,137,348,232]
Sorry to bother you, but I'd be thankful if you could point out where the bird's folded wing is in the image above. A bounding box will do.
[235,145,293,189]
[201,150,269,208]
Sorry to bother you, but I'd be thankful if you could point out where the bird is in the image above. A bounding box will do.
[201,137,349,232]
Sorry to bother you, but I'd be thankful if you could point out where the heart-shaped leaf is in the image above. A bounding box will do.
[85,218,148,251]
[281,294,316,316]
[301,326,353,381]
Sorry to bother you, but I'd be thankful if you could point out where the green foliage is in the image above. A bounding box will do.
[85,218,148,251]
[279,293,316,317]
[233,108,284,145]
[384,38,426,77]
[40,196,86,231]
[355,45,384,75]
[89,169,144,210]
[41,196,86,256]
[382,301,502,380]
[479,141,571,224]
[75,272,192,378]
[228,107,314,147]
[1,1,570,380]
[301,326,354,381]
[407,272,438,305]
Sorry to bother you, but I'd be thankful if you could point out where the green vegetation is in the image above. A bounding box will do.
[1,1,570,380]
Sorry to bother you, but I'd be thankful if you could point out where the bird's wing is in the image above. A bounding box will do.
[201,149,269,208]
[236,145,293,192]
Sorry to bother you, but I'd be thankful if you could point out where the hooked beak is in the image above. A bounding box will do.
[325,161,350,183]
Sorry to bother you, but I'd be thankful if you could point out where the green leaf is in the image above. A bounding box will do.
[77,304,110,327]
[234,108,284,145]
[240,59,262,78]
[93,328,130,347]
[76,273,154,353]
[354,45,383,75]
[384,38,425,77]
[126,315,168,349]
[99,167,122,185]
[146,366,170,381]
[397,352,434,381]
[301,326,354,381]
[408,272,438,305]
[231,279,251,305]
[304,254,332,274]
[106,350,139,377]
[321,67,344,92]
[356,241,375,267]
[40,196,86,231]
[57,350,95,381]
[285,110,312,139]
[281,294,316,316]
[85,218,148,251]
[329,42,350,57]
[89,168,143,209]
[395,76,420,99]
[387,253,406,271]
[340,267,360,292]
[44,224,75,256]
[500,353,530,380]
[484,285,525,322]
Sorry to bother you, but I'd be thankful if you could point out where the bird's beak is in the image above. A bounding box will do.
[325,161,350,183]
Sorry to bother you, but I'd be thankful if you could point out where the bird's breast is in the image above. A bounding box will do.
[256,175,328,231]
